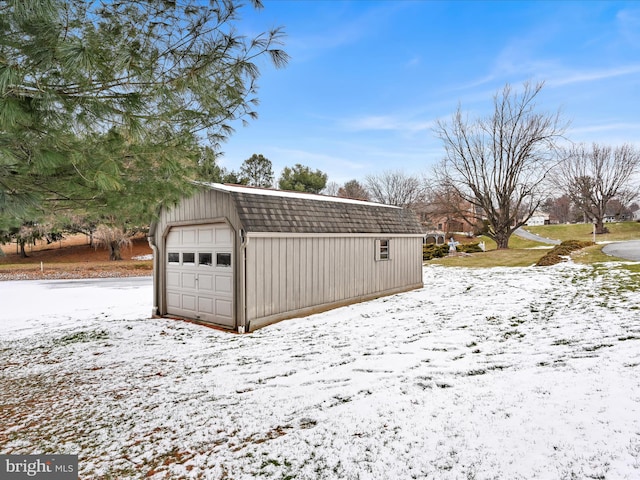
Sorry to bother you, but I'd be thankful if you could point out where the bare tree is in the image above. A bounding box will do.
[543,195,572,224]
[323,181,340,196]
[424,180,481,234]
[93,225,133,261]
[554,143,640,234]
[337,180,371,201]
[365,170,426,208]
[434,82,567,249]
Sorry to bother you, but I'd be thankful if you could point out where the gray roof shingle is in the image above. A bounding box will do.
[227,189,423,234]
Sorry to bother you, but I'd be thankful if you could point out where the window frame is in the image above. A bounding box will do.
[376,238,390,261]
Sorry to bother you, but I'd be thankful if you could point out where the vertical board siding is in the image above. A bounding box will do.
[155,188,423,330]
[245,235,423,324]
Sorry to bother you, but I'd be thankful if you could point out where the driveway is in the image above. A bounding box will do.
[514,228,561,245]
[602,241,640,261]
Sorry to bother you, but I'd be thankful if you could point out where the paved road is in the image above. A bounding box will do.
[602,241,640,261]
[514,228,561,245]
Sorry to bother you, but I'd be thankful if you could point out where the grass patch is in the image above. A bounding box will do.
[527,221,640,243]
[427,222,640,268]
[571,244,625,264]
[54,329,109,346]
[429,248,543,267]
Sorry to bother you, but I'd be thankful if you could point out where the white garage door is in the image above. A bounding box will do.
[165,224,234,328]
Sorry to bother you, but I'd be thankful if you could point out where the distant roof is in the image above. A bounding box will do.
[203,183,424,235]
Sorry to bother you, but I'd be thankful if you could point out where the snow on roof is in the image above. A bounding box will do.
[204,182,401,209]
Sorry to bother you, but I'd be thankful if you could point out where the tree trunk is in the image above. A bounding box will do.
[19,241,28,258]
[495,232,510,249]
[594,221,608,235]
[108,241,122,261]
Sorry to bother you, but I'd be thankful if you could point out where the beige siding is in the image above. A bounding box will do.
[152,187,424,332]
[244,235,423,327]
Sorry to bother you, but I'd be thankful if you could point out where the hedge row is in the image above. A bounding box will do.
[423,242,484,261]
[535,240,595,266]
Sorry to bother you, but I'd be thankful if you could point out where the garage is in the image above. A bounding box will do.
[148,183,425,332]
[165,224,234,327]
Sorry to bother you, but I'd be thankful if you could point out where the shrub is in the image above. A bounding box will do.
[458,243,483,254]
[422,242,485,260]
[535,240,594,266]
[423,244,449,261]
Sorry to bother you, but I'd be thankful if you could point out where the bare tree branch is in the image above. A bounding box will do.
[552,143,640,233]
[434,82,567,248]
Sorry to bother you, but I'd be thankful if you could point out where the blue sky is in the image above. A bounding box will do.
[219,0,640,186]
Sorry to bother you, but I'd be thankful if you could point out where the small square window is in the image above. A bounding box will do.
[199,253,213,266]
[380,240,389,260]
[168,252,180,263]
[376,239,390,261]
[182,252,195,264]
[217,252,232,267]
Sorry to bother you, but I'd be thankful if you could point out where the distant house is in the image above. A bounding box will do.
[525,212,550,226]
[418,199,478,236]
[148,183,425,332]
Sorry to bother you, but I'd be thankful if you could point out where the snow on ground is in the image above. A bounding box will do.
[1,264,640,479]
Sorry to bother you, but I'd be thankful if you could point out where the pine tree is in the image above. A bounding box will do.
[0,0,288,220]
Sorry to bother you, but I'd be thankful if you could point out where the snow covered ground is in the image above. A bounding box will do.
[1,264,640,479]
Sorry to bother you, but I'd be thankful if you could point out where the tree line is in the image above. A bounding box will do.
[1,1,639,258]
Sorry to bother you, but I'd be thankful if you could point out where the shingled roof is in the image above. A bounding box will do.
[208,184,424,235]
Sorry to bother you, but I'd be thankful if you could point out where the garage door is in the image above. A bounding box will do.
[165,224,234,328]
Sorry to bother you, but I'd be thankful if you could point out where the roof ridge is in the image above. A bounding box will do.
[198,182,401,209]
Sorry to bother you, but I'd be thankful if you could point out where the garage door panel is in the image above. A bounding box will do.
[216,298,233,318]
[181,272,197,289]
[198,227,213,244]
[215,274,232,294]
[198,296,214,314]
[198,273,214,291]
[181,229,197,245]
[215,227,232,245]
[167,272,181,288]
[182,294,196,311]
[167,292,181,309]
[165,223,235,328]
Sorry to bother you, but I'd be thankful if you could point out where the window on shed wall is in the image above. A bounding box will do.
[375,239,390,261]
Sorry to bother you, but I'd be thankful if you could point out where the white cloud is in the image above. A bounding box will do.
[548,64,640,87]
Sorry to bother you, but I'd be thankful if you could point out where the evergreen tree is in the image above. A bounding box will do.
[0,0,288,220]
[240,154,274,188]
[278,164,328,194]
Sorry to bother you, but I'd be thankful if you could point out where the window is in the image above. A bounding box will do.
[168,252,180,263]
[182,252,195,264]
[199,253,213,266]
[216,252,232,267]
[376,239,390,261]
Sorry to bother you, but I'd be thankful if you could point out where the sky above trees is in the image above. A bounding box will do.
[222,0,640,184]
